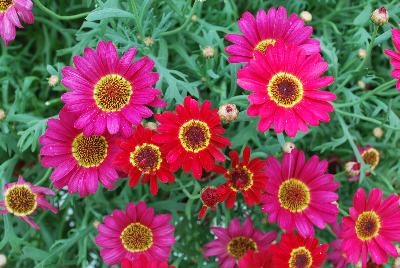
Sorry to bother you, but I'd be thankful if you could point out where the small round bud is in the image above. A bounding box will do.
[300,11,312,22]
[358,48,367,59]
[218,103,239,123]
[191,15,198,22]
[357,80,366,89]
[345,161,361,177]
[394,257,400,268]
[144,122,157,131]
[48,75,59,87]
[373,127,384,139]
[202,46,215,58]
[0,109,5,121]
[200,186,220,208]
[93,220,100,229]
[0,254,6,267]
[144,37,154,47]
[371,7,389,26]
[283,142,296,153]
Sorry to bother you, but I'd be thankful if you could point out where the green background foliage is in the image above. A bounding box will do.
[0,0,399,267]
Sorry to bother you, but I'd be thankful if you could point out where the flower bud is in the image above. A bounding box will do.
[357,80,366,89]
[373,127,383,139]
[218,103,239,123]
[371,7,389,26]
[144,122,157,131]
[0,254,6,267]
[358,48,367,59]
[345,161,361,177]
[0,109,5,121]
[144,37,154,47]
[191,15,198,22]
[93,220,100,229]
[283,142,296,153]
[48,75,59,87]
[202,46,215,58]
[300,11,312,22]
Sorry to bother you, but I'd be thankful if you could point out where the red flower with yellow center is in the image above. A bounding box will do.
[153,96,231,179]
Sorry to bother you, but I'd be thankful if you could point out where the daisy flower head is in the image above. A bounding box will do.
[214,146,267,209]
[113,125,174,195]
[0,0,34,45]
[39,109,119,197]
[237,42,336,137]
[261,149,339,237]
[61,40,166,137]
[0,176,57,229]
[269,232,328,268]
[384,29,400,91]
[121,255,175,268]
[238,249,272,268]
[225,6,320,63]
[342,188,400,268]
[203,217,277,268]
[95,202,175,265]
[153,96,231,179]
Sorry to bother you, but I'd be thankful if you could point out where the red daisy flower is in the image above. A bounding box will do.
[225,6,320,63]
[153,96,231,179]
[269,232,328,268]
[342,188,400,267]
[237,42,335,137]
[384,28,400,91]
[113,125,174,195]
[121,255,175,268]
[214,146,267,209]
[238,249,272,268]
[261,149,339,237]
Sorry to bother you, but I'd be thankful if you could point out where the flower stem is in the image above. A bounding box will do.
[160,0,199,37]
[33,0,90,21]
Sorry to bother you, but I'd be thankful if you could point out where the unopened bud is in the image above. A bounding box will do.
[300,11,312,22]
[218,103,239,123]
[358,48,367,59]
[357,80,366,89]
[144,37,154,47]
[345,161,361,177]
[202,46,215,58]
[371,7,389,26]
[0,254,6,267]
[283,142,296,153]
[191,15,198,22]
[0,109,5,121]
[48,75,59,87]
[373,127,383,139]
[144,122,157,131]
[93,220,100,229]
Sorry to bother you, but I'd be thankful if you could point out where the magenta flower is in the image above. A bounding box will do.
[0,175,57,229]
[384,28,400,91]
[95,202,175,266]
[237,42,336,137]
[225,6,320,63]
[39,109,119,197]
[342,188,400,268]
[261,149,340,237]
[328,223,349,268]
[203,217,277,268]
[0,0,34,45]
[61,40,166,137]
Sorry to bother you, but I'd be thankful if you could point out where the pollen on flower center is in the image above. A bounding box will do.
[254,38,276,53]
[130,143,162,174]
[120,222,154,252]
[227,236,257,260]
[289,246,313,268]
[227,165,254,192]
[5,185,37,216]
[361,148,380,170]
[0,0,12,12]
[355,211,381,241]
[178,119,211,153]
[278,179,310,212]
[267,72,304,108]
[94,74,132,112]
[72,133,108,168]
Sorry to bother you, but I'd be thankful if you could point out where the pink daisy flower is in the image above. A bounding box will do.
[0,0,34,45]
[261,149,340,237]
[61,40,166,137]
[95,202,175,265]
[342,188,400,268]
[237,42,336,137]
[0,175,57,229]
[384,28,400,91]
[328,223,349,268]
[39,109,119,197]
[203,217,277,268]
[225,6,320,63]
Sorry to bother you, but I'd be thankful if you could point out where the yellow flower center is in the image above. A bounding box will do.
[355,211,381,241]
[227,165,254,192]
[227,236,257,260]
[278,179,310,212]
[267,72,304,108]
[120,223,154,252]
[0,0,12,12]
[94,74,132,112]
[289,247,313,268]
[72,133,108,168]
[130,143,162,174]
[5,185,37,216]
[178,120,211,153]
[361,148,380,170]
[254,38,276,53]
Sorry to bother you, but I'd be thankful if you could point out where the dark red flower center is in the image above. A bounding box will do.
[228,166,253,192]
[278,179,310,212]
[267,72,304,108]
[289,247,313,268]
[200,186,220,208]
[179,120,211,153]
[72,133,108,168]
[355,211,381,241]
[120,222,153,252]
[361,148,380,170]
[227,236,257,260]
[0,0,12,12]
[5,185,37,216]
[94,74,132,112]
[130,143,162,174]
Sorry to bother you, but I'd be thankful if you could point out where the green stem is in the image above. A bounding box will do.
[37,168,52,186]
[33,0,90,21]
[129,0,143,38]
[276,133,286,149]
[160,1,199,37]
[335,109,400,130]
